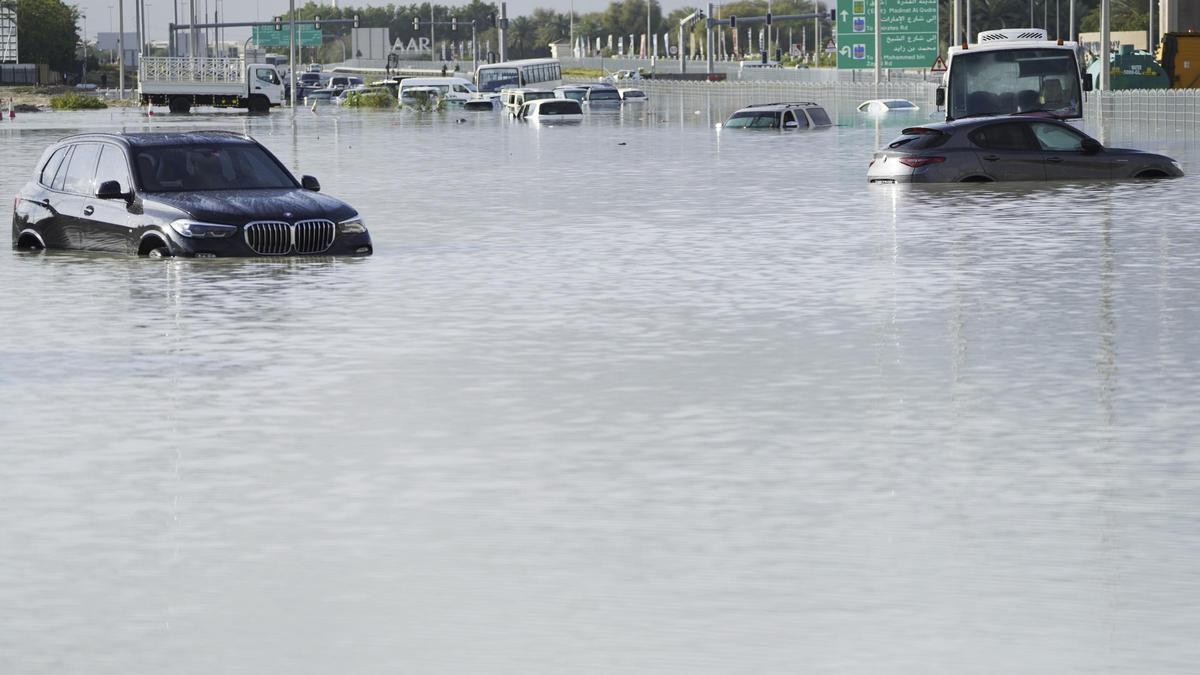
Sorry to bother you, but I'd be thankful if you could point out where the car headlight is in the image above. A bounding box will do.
[338,215,367,234]
[170,219,238,238]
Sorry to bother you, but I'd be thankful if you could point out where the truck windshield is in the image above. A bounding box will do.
[948,48,1082,119]
[133,143,297,192]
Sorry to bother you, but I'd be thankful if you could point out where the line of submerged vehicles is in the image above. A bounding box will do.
[12,28,1183,259]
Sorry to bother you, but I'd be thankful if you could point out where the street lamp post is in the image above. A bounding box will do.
[118,0,125,98]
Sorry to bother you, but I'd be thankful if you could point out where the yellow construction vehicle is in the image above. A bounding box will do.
[1157,32,1200,88]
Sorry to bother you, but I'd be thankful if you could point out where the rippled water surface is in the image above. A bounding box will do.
[2,100,1200,674]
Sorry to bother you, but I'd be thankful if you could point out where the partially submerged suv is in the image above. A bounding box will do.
[12,131,372,257]
[867,116,1183,183]
[723,102,833,129]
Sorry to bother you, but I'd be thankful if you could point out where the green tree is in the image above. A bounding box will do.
[14,0,79,72]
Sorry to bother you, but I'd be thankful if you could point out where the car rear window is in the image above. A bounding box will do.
[888,127,950,150]
[539,101,581,115]
[589,89,620,100]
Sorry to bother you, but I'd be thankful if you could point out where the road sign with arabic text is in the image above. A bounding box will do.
[835,0,938,70]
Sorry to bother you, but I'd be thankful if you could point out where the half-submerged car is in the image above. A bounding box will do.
[867,116,1183,183]
[12,131,373,257]
[723,102,833,130]
[857,98,919,113]
[515,98,583,122]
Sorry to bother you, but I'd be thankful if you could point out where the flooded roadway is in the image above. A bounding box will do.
[1,100,1199,673]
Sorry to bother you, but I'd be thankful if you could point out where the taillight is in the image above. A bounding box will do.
[899,156,946,168]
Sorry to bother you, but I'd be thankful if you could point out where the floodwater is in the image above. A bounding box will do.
[2,98,1200,674]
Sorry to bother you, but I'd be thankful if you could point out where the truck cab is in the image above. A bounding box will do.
[248,64,285,106]
[938,29,1091,122]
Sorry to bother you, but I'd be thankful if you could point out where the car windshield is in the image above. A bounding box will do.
[725,111,780,128]
[478,67,519,92]
[133,143,296,192]
[885,100,916,109]
[948,48,1082,119]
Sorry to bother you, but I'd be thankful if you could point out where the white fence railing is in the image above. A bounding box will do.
[139,56,246,84]
[631,79,1200,132]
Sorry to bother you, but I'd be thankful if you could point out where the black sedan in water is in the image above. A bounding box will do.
[12,131,373,257]
[867,115,1183,184]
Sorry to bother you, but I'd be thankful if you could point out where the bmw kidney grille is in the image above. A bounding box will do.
[244,219,336,255]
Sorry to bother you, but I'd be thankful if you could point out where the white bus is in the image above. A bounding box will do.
[475,58,563,94]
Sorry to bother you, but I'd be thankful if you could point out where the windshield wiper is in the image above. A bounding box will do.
[949,112,1006,120]
[1010,108,1066,117]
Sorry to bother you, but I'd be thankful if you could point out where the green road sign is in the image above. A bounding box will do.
[835,0,938,70]
[252,24,323,48]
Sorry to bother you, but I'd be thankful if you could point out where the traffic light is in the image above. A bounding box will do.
[451,16,457,31]
[274,15,282,31]
[728,15,736,28]
[488,12,496,27]
[765,12,772,26]
[413,17,420,30]
[313,15,320,29]
[353,14,359,28]
[829,8,836,21]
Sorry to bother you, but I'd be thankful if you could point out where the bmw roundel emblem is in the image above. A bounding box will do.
[283,212,293,219]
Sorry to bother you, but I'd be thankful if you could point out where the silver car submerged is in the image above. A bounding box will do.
[867,115,1183,184]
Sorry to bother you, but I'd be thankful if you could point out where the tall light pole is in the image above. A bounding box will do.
[289,0,296,110]
[118,0,125,97]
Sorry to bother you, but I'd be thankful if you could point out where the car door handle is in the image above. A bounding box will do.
[1047,157,1064,163]
[982,154,1000,161]
[83,205,94,216]
[255,86,262,90]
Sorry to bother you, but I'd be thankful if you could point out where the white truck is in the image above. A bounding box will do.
[936,28,1092,122]
[138,56,285,114]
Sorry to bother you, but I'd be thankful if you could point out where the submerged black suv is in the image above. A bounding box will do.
[12,131,372,258]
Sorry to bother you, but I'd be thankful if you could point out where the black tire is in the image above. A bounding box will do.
[168,96,192,114]
[248,95,270,114]
[147,246,172,259]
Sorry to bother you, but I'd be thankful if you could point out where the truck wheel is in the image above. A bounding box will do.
[168,96,191,114]
[248,95,270,114]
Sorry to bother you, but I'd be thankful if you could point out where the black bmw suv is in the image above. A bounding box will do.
[12,131,372,258]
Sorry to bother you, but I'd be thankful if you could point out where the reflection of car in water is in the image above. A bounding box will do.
[723,102,833,129]
[12,131,373,257]
[867,116,1182,183]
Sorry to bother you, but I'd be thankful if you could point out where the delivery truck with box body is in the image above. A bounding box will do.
[139,56,285,113]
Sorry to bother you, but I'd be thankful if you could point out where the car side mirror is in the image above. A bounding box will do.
[96,180,131,203]
[784,121,798,129]
[301,175,321,192]
[1081,138,1102,154]
[1082,73,1094,92]
[935,87,946,107]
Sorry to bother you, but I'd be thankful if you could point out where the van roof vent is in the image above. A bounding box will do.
[978,28,1048,42]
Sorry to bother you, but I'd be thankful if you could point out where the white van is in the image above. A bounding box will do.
[499,88,556,113]
[396,77,477,105]
[515,97,583,122]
